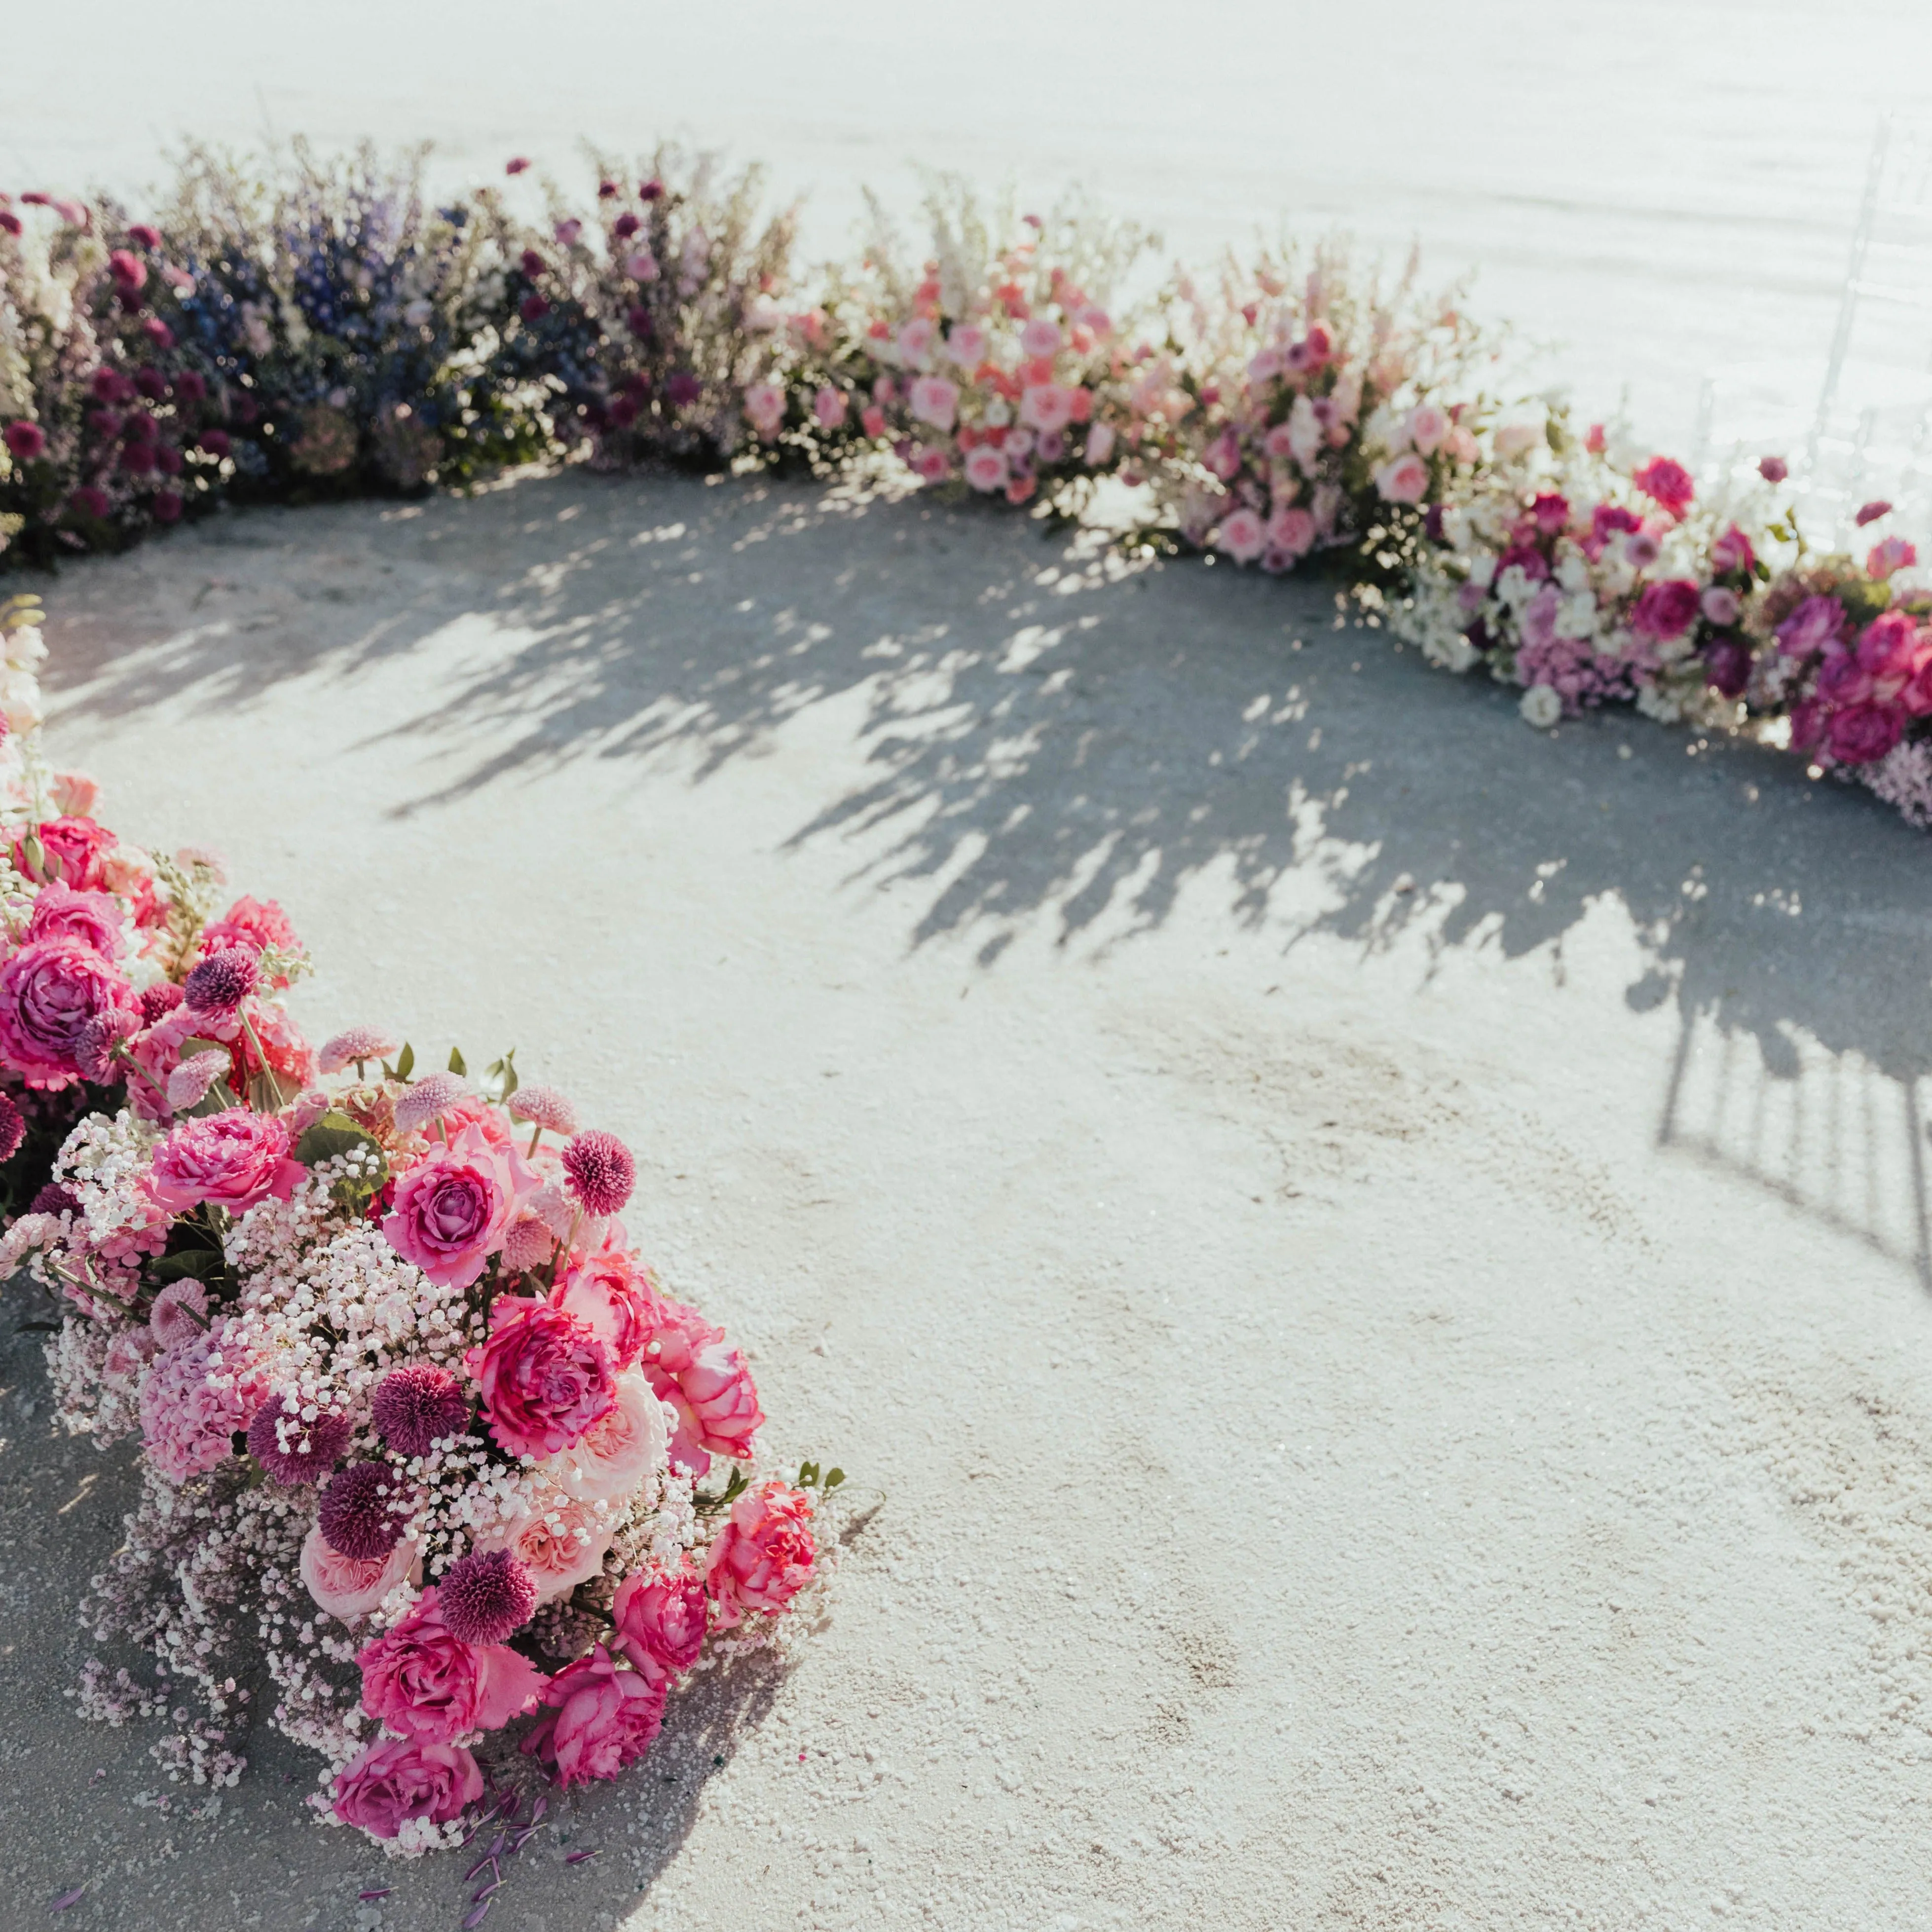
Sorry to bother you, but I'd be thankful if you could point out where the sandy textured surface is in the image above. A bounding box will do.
[0,471,1930,1929]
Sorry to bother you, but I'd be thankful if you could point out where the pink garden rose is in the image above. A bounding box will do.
[25,883,125,959]
[483,1478,614,1601]
[551,1369,668,1503]
[908,375,960,432]
[357,1588,547,1742]
[0,936,134,1087]
[1776,594,1846,659]
[1825,700,1904,766]
[612,1559,708,1679]
[704,1479,816,1627]
[640,1299,764,1475]
[742,381,784,438]
[1709,523,1756,575]
[300,1523,419,1620]
[382,1122,529,1287]
[331,1737,482,1839]
[149,1109,306,1214]
[466,1294,617,1458]
[1629,579,1702,642]
[1373,452,1430,505]
[1020,316,1063,358]
[1019,384,1074,435]
[1632,456,1694,519]
[1405,403,1449,455]
[520,1645,666,1788]
[812,385,847,430]
[1215,508,1266,563]
[944,324,987,369]
[1084,421,1115,467]
[963,445,1007,493]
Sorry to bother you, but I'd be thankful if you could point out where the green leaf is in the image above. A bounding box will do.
[797,1459,820,1488]
[393,1041,414,1082]
[823,1468,846,1490]
[150,1248,223,1284]
[483,1049,519,1103]
[20,830,44,882]
[296,1110,384,1171]
[180,1037,229,1061]
[447,1045,467,1077]
[249,1068,297,1115]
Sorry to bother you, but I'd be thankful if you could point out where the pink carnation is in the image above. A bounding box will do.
[465,1295,616,1459]
[381,1123,529,1286]
[704,1479,816,1628]
[640,1299,764,1475]
[613,1559,708,1679]
[15,816,117,892]
[149,1109,305,1214]
[357,1588,548,1743]
[25,883,125,959]
[520,1645,666,1789]
[331,1737,483,1840]
[549,1250,661,1369]
[0,937,134,1088]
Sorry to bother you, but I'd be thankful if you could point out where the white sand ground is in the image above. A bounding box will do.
[1,470,1931,1931]
[7,0,1932,445]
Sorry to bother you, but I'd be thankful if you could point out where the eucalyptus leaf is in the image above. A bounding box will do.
[447,1045,467,1076]
[394,1041,414,1082]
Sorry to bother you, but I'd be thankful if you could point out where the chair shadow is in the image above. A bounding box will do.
[32,463,1932,1283]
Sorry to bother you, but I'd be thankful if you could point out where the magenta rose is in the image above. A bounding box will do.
[381,1123,520,1287]
[331,1737,482,1839]
[0,936,135,1087]
[612,1560,708,1679]
[704,1480,816,1628]
[25,883,125,959]
[149,1109,306,1214]
[13,815,117,892]
[640,1299,763,1475]
[519,1645,666,1789]
[357,1587,548,1743]
[1628,579,1701,641]
[1632,455,1694,519]
[1825,701,1904,766]
[465,1295,616,1459]
[1815,651,1873,707]
[1857,609,1920,681]
[1776,595,1846,659]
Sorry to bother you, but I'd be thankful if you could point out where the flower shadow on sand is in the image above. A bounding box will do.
[39,466,1932,1284]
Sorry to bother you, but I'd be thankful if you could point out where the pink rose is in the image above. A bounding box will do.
[1020,317,1063,358]
[483,1478,614,1602]
[1777,594,1846,658]
[1083,421,1115,467]
[301,1524,419,1620]
[1266,504,1316,558]
[466,1295,616,1458]
[1857,609,1919,681]
[1815,650,1873,707]
[1629,579,1702,641]
[1709,522,1756,575]
[0,936,134,1087]
[963,445,1007,493]
[1405,403,1449,455]
[895,318,935,367]
[1373,452,1430,505]
[520,1644,665,1789]
[1700,586,1741,627]
[1633,456,1694,519]
[860,404,887,440]
[908,375,959,432]
[742,381,784,438]
[331,1737,482,1840]
[357,1588,548,1743]
[612,1559,708,1678]
[149,1109,306,1214]
[25,883,124,959]
[944,324,987,369]
[1019,384,1074,434]
[550,1250,660,1368]
[551,1369,667,1503]
[640,1299,764,1475]
[705,1479,816,1628]
[382,1123,526,1286]
[1203,428,1242,481]
[812,385,847,430]
[1215,508,1266,563]
[1826,700,1904,765]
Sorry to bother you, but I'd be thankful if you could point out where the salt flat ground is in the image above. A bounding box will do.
[0,471,1930,1930]
[6,0,1932,446]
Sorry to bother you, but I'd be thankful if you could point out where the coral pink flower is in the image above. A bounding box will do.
[1374,452,1431,505]
[1868,536,1917,579]
[483,1478,614,1601]
[612,1559,708,1679]
[551,1369,667,1503]
[963,445,1007,493]
[48,772,100,818]
[357,1588,548,1743]
[466,1295,617,1458]
[520,1645,665,1788]
[550,1250,661,1369]
[300,1524,419,1620]
[1215,509,1266,563]
[640,1300,763,1475]
[25,883,125,959]
[1633,456,1694,519]
[332,1737,482,1839]
[149,1110,306,1214]
[1019,384,1074,435]
[0,936,134,1087]
[704,1480,816,1627]
[908,375,960,433]
[382,1123,527,1287]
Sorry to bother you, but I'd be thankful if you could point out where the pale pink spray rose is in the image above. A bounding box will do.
[1019,384,1074,434]
[945,324,988,369]
[742,382,784,438]
[1020,317,1063,358]
[149,1109,306,1214]
[1701,586,1741,627]
[704,1479,816,1627]
[551,1369,668,1503]
[1405,403,1449,456]
[300,1523,420,1620]
[1216,509,1266,563]
[964,445,1008,493]
[357,1588,548,1743]
[48,771,100,818]
[895,318,935,366]
[908,375,960,432]
[382,1122,531,1287]
[1374,452,1431,505]
[1266,505,1316,557]
[520,1644,665,1789]
[331,1737,483,1840]
[812,385,847,430]
[612,1559,708,1679]
[465,1294,617,1458]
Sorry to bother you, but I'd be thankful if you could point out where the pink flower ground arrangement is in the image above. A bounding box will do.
[0,601,840,1859]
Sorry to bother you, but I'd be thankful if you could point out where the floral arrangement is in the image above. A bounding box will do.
[0,606,835,1858]
[1151,241,1491,575]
